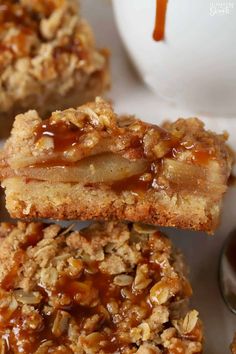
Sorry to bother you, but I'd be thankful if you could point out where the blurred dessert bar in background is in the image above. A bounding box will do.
[0,0,110,136]
[0,220,203,353]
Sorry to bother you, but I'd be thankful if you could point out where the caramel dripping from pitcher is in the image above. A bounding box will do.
[153,0,168,41]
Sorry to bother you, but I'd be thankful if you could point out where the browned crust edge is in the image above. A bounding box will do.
[2,178,219,234]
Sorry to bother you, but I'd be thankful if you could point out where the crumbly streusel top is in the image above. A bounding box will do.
[0,221,203,353]
[1,97,231,168]
[0,0,82,70]
[0,1,108,112]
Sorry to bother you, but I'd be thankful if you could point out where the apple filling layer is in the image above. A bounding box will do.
[0,97,232,196]
[1,153,148,183]
[0,154,227,196]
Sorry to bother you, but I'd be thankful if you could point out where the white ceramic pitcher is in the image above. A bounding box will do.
[113,0,236,116]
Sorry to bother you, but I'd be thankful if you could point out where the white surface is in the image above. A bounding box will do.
[0,1,236,352]
[113,0,236,117]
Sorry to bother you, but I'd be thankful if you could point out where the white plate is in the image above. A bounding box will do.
[1,1,236,352]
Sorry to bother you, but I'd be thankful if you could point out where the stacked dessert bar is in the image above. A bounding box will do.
[0,97,232,233]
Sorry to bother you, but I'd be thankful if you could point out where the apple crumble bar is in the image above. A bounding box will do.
[0,221,203,353]
[0,0,109,136]
[0,98,233,233]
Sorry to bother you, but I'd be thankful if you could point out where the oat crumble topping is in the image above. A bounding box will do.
[0,1,109,116]
[0,221,203,353]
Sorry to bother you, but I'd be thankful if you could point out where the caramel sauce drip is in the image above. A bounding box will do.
[0,225,200,352]
[111,145,215,194]
[21,223,44,250]
[0,1,37,58]
[153,0,168,41]
[0,306,73,354]
[0,238,160,353]
[54,265,154,352]
[110,172,152,194]
[0,2,28,25]
[33,119,215,195]
[192,150,215,165]
[34,120,84,153]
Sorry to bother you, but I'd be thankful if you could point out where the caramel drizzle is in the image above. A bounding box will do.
[0,228,160,353]
[153,0,168,41]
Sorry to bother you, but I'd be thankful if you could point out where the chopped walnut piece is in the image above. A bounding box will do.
[0,221,203,353]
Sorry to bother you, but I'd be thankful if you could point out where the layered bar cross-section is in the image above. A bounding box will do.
[0,98,233,233]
